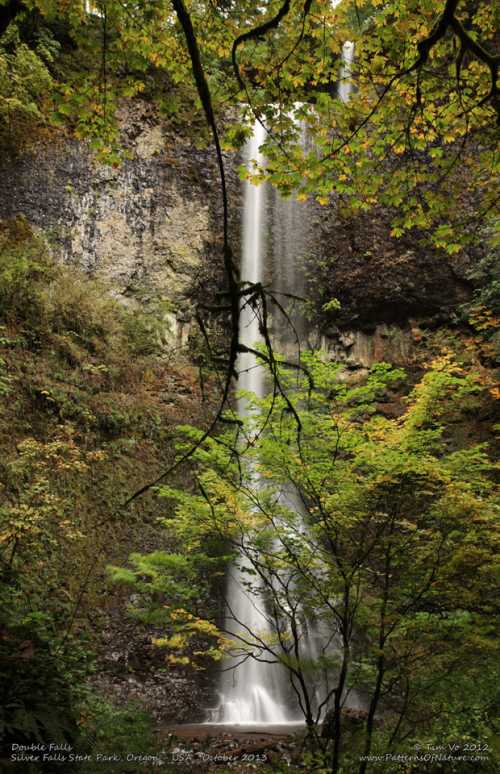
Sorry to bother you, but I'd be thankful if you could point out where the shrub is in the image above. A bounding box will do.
[42,272,123,350]
[78,695,156,773]
[121,298,174,357]
[0,218,54,327]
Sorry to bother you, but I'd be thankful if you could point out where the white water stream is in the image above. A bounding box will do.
[338,41,355,103]
[214,42,355,725]
[216,121,292,724]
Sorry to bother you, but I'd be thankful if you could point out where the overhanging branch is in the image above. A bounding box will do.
[409,0,499,118]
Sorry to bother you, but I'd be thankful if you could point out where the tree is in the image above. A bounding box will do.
[0,427,102,749]
[113,352,498,772]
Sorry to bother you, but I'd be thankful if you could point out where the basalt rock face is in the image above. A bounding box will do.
[306,322,419,376]
[0,101,239,342]
[0,109,238,725]
[307,203,475,330]
[299,200,478,373]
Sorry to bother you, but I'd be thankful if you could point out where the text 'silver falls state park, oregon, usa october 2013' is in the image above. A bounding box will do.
[0,1,498,774]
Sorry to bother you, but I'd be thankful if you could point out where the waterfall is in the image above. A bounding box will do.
[214,39,356,726]
[338,41,355,103]
[216,121,292,725]
[271,118,309,349]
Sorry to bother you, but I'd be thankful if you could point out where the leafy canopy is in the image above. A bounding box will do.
[1,1,497,249]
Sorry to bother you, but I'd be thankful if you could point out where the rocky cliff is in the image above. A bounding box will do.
[0,101,481,376]
[0,101,240,348]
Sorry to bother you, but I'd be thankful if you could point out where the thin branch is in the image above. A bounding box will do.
[232,1,292,91]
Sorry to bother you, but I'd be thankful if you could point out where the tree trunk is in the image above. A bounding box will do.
[359,655,384,774]
[331,630,350,773]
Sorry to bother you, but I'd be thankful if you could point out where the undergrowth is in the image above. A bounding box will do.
[0,218,210,762]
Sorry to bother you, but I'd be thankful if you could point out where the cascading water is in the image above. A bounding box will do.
[216,121,292,725]
[215,40,357,725]
[271,117,310,348]
[338,41,355,103]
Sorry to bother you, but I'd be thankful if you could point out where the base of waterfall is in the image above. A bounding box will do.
[205,684,305,726]
[158,722,306,770]
[168,722,305,736]
[208,720,305,727]
[159,711,371,771]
